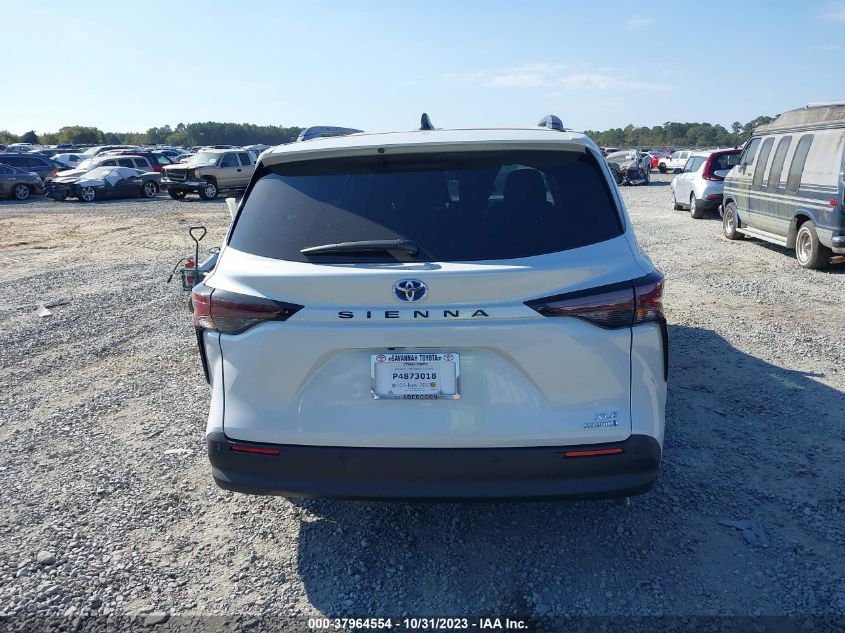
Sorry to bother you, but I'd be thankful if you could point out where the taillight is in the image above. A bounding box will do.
[633,274,664,325]
[192,285,303,334]
[231,443,281,456]
[701,154,733,181]
[526,285,634,328]
[525,272,664,329]
[564,447,624,457]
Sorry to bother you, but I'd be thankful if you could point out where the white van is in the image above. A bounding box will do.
[196,115,667,500]
[722,102,845,269]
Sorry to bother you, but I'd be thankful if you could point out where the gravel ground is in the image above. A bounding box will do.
[0,178,843,629]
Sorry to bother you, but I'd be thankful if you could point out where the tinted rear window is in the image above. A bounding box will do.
[752,137,775,190]
[766,137,791,191]
[229,150,624,263]
[786,134,814,194]
[710,152,740,171]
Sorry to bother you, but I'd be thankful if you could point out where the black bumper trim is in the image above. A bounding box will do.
[207,433,661,500]
[696,196,723,211]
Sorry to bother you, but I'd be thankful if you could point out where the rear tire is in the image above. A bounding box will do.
[12,183,31,201]
[722,201,743,240]
[690,194,704,219]
[168,188,187,200]
[658,163,667,173]
[197,179,218,200]
[795,221,831,269]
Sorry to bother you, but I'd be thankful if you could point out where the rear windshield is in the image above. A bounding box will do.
[710,152,740,171]
[229,150,623,263]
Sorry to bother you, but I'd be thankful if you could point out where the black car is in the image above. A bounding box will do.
[48,166,161,202]
[0,153,65,180]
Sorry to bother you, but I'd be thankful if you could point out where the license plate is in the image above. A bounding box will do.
[370,352,460,400]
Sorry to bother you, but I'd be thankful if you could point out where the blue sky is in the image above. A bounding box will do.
[2,0,844,135]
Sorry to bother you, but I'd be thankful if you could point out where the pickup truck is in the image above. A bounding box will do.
[656,150,691,173]
[161,149,255,200]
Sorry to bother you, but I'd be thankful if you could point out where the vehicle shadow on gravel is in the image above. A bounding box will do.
[291,325,845,617]
[740,239,845,273]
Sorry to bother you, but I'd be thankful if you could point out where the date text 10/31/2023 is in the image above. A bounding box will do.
[307,618,529,630]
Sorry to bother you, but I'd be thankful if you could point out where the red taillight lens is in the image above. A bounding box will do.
[231,443,281,455]
[525,272,664,329]
[701,155,719,181]
[528,286,634,328]
[633,276,664,325]
[191,286,303,334]
[192,284,213,329]
[564,447,624,457]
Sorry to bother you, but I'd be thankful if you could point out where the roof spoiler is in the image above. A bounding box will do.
[297,126,364,142]
[805,100,845,108]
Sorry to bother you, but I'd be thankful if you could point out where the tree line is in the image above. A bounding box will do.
[0,122,304,147]
[583,115,775,149]
[0,115,777,149]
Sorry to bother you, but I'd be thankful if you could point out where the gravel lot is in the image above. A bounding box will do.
[1,176,844,628]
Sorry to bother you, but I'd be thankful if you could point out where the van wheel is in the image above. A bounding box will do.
[689,194,704,219]
[723,202,743,240]
[795,221,831,269]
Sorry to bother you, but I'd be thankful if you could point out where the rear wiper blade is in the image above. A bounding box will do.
[300,239,418,256]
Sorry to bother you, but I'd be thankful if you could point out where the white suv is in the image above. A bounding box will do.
[670,149,742,219]
[194,115,668,500]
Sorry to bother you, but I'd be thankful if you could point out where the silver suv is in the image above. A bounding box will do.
[670,149,741,218]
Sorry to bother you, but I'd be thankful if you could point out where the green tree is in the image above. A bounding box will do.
[56,126,105,144]
[0,130,18,144]
[21,130,39,144]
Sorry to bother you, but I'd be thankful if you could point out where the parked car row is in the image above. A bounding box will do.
[0,141,270,202]
[669,102,845,270]
[600,147,725,175]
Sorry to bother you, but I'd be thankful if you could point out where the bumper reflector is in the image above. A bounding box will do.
[231,444,281,456]
[564,447,624,458]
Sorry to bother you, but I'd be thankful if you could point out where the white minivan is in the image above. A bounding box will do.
[194,116,668,499]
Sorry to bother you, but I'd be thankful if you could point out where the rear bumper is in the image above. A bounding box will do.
[696,195,723,211]
[207,432,661,500]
